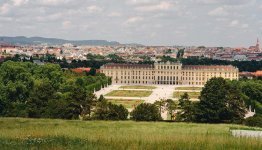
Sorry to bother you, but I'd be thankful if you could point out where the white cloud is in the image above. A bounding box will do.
[127,0,157,5]
[0,17,13,22]
[135,1,173,12]
[62,21,72,28]
[196,0,217,4]
[149,32,156,38]
[108,12,122,17]
[36,13,63,22]
[229,20,249,28]
[0,3,11,15]
[124,16,144,25]
[0,0,260,46]
[241,24,249,28]
[208,7,228,16]
[229,20,239,27]
[12,0,29,6]
[87,5,103,14]
[40,0,72,6]
[215,18,229,21]
[197,0,255,6]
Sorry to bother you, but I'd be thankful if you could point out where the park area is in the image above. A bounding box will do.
[119,85,156,89]
[173,91,200,99]
[0,118,261,149]
[107,99,144,109]
[105,90,152,97]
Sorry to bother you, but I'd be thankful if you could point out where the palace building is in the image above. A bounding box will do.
[100,62,239,86]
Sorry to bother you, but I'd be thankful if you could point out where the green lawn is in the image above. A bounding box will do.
[106,90,152,97]
[107,99,144,108]
[119,85,156,89]
[0,118,261,149]
[175,87,203,91]
[173,92,200,99]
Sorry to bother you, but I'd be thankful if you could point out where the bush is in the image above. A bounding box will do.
[131,103,162,121]
[107,103,128,120]
[92,96,128,121]
[245,115,262,128]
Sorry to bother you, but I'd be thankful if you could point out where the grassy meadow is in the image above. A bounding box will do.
[0,118,261,150]
[107,99,145,109]
[175,87,203,91]
[106,90,152,97]
[119,85,156,89]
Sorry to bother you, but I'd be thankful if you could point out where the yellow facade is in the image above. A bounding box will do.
[100,61,239,85]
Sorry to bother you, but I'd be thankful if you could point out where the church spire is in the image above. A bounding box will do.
[256,37,260,51]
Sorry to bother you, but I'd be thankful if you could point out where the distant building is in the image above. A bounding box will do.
[100,61,239,86]
[71,68,91,74]
[249,38,260,51]
[0,56,4,62]
[239,71,262,79]
[256,38,260,51]
[233,55,247,61]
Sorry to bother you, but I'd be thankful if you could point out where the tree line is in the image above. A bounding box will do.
[0,61,115,120]
[0,61,261,127]
[131,77,262,127]
[2,54,262,72]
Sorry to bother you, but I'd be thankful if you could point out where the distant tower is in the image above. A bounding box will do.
[256,38,260,51]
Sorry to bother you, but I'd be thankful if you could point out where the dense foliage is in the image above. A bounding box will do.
[194,78,246,123]
[131,103,162,121]
[0,61,116,120]
[176,78,262,125]
[244,115,262,128]
[237,79,262,114]
[92,95,128,120]
[0,61,261,125]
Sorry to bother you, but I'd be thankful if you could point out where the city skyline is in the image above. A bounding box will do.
[0,0,262,47]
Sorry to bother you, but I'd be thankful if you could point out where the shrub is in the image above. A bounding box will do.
[245,115,262,128]
[92,96,128,120]
[107,103,128,120]
[131,103,162,121]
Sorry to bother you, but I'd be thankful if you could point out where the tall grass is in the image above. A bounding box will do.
[0,118,261,149]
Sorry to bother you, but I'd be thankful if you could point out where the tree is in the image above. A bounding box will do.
[93,95,128,120]
[107,54,124,63]
[106,103,128,120]
[223,82,247,123]
[195,77,246,123]
[154,99,166,117]
[176,93,195,122]
[92,95,108,120]
[0,61,109,119]
[33,63,63,89]
[87,68,96,76]
[27,79,55,118]
[0,61,34,117]
[245,115,262,128]
[131,103,162,121]
[165,99,177,121]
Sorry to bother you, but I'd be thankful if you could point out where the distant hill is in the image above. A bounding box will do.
[0,36,121,46]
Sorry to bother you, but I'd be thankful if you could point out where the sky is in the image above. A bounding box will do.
[0,0,262,47]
